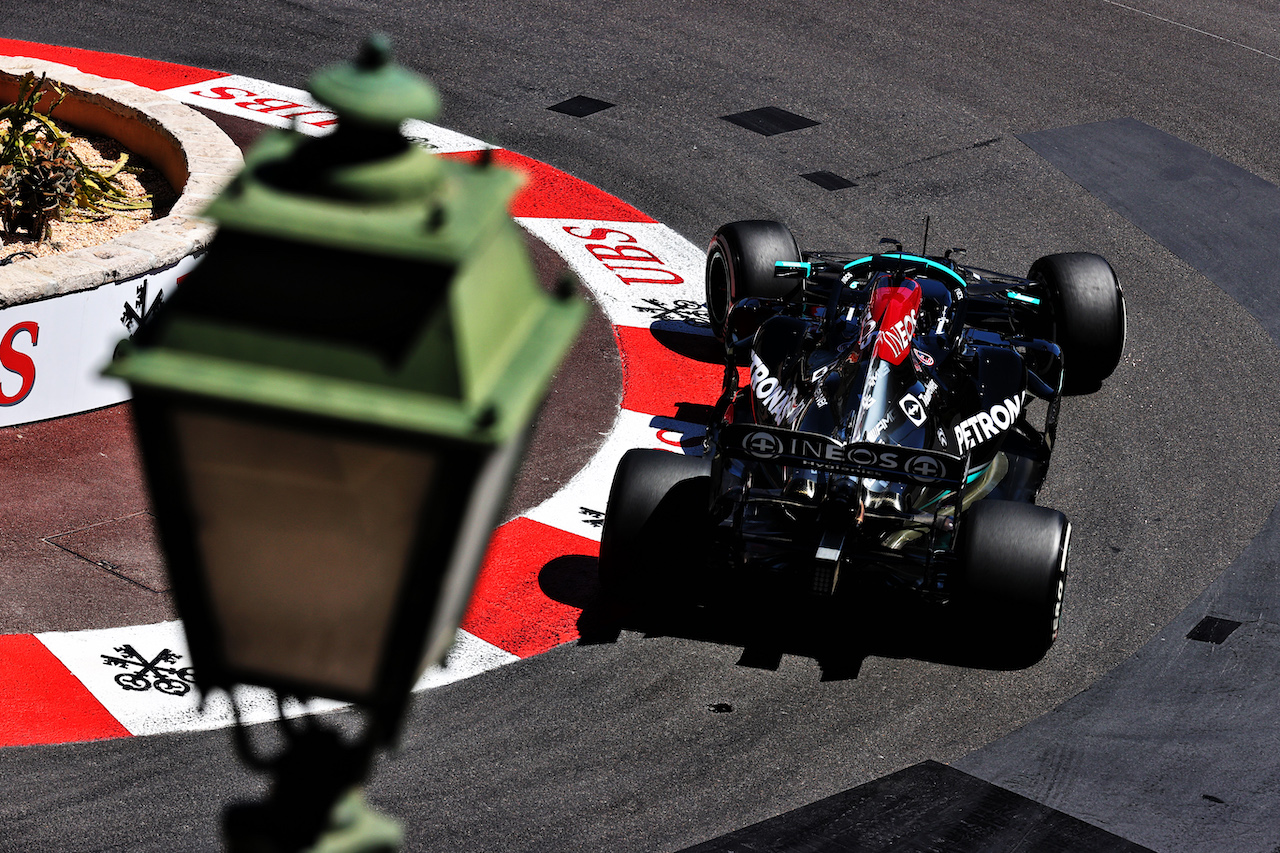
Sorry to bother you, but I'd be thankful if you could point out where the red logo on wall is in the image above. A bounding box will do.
[0,321,38,406]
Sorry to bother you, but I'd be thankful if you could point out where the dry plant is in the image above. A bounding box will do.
[0,72,151,249]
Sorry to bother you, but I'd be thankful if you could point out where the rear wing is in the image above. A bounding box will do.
[718,423,967,487]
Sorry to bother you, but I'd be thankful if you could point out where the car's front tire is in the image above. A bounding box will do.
[958,499,1071,666]
[599,449,714,607]
[1029,252,1126,394]
[705,220,801,343]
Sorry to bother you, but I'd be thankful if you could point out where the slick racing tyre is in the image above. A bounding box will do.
[705,220,802,345]
[958,499,1071,667]
[598,449,714,608]
[1030,252,1126,394]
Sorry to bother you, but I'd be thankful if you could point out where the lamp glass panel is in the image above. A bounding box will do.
[170,408,436,698]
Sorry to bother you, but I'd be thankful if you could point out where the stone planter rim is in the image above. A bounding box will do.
[0,55,242,308]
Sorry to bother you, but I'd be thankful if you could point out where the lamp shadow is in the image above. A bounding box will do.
[538,556,1043,678]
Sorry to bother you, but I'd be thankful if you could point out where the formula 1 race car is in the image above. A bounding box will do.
[599,220,1125,664]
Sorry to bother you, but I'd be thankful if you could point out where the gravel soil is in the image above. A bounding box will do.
[0,126,174,263]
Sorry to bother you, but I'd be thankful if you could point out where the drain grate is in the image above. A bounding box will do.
[802,170,856,190]
[549,96,614,117]
[722,106,820,136]
[1186,616,1243,644]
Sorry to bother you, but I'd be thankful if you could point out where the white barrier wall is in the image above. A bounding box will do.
[0,255,200,427]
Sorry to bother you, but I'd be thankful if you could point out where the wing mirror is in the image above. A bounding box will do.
[773,261,811,278]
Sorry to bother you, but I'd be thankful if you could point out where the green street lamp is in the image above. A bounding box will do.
[106,35,584,852]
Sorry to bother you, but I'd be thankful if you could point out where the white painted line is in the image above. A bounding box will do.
[524,408,706,541]
[1100,0,1280,63]
[401,119,492,153]
[36,621,517,736]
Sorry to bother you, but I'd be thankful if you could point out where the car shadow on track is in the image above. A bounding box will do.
[649,324,725,364]
[538,556,1047,677]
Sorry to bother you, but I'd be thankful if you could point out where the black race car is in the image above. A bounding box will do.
[599,220,1125,664]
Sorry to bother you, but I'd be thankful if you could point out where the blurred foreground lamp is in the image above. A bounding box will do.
[106,35,584,851]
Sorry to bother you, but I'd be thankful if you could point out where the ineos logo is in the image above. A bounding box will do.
[904,454,944,480]
[849,446,880,467]
[849,446,952,483]
[744,431,784,459]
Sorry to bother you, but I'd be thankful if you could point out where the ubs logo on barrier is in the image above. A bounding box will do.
[0,321,38,406]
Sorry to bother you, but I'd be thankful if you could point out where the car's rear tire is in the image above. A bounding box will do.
[958,499,1071,666]
[599,449,714,607]
[1029,252,1125,393]
[705,220,801,343]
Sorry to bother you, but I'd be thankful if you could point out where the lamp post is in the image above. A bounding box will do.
[106,35,584,852]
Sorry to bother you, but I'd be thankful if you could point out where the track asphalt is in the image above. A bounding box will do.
[4,2,1280,851]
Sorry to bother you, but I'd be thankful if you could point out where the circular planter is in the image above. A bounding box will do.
[0,57,241,424]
